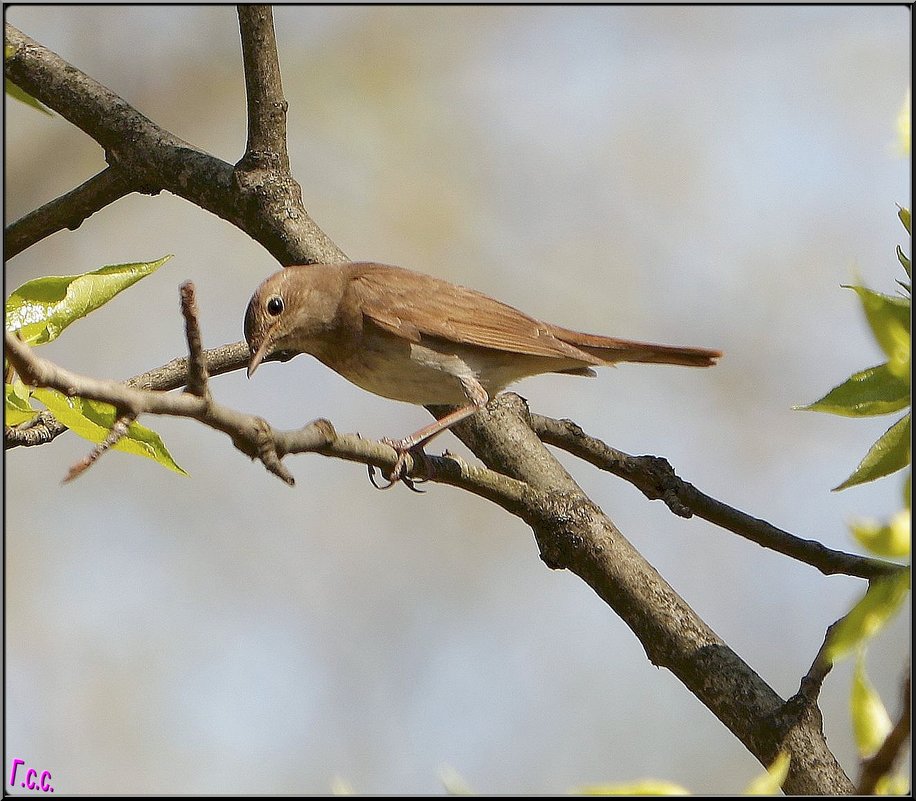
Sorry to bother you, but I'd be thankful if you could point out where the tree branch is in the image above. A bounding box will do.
[438,394,854,794]
[529,413,904,581]
[178,281,211,399]
[4,328,537,511]
[4,22,344,265]
[4,166,134,260]
[5,341,251,449]
[237,5,290,171]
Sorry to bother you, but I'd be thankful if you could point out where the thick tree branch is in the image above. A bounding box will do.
[4,22,344,265]
[529,413,904,581]
[4,166,134,260]
[439,394,854,794]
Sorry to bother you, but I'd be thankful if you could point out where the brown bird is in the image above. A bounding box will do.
[245,262,721,487]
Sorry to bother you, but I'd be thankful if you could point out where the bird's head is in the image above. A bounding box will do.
[244,265,343,377]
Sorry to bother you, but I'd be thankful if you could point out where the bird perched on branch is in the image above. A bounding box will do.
[245,262,721,489]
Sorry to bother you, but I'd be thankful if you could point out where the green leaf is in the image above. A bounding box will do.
[897,245,911,280]
[578,780,690,796]
[5,77,53,115]
[795,363,909,417]
[851,509,911,558]
[4,379,38,426]
[32,387,187,476]
[824,572,910,662]
[845,285,911,363]
[834,413,911,491]
[5,256,172,345]
[879,315,911,382]
[744,751,791,795]
[874,774,911,795]
[851,653,892,758]
[5,43,53,116]
[899,206,911,237]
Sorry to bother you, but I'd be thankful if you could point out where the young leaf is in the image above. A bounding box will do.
[823,572,910,663]
[795,363,909,417]
[851,654,892,758]
[844,285,910,363]
[834,413,911,491]
[5,78,53,115]
[898,246,911,280]
[851,509,911,558]
[875,313,911,383]
[4,379,38,426]
[899,206,911,237]
[744,750,790,795]
[874,774,911,795]
[4,41,53,115]
[5,256,172,345]
[32,388,187,476]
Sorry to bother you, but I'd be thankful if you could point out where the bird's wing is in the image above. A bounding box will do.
[349,263,600,363]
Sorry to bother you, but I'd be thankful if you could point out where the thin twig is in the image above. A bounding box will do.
[775,616,843,737]
[63,412,136,483]
[179,282,210,399]
[529,413,903,581]
[237,5,290,171]
[3,341,288,449]
[3,330,536,511]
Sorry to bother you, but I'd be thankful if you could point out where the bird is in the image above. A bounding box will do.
[244,262,721,488]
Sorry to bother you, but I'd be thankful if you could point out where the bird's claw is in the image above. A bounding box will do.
[367,463,425,493]
[367,440,433,493]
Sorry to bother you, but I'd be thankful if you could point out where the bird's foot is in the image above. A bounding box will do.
[367,440,434,493]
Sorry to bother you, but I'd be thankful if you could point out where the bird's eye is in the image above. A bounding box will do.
[266,296,284,316]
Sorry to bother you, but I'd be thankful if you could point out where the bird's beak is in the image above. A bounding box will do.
[247,339,271,378]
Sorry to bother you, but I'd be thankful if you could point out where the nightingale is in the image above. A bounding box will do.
[245,262,721,486]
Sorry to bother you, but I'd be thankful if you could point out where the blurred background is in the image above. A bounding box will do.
[4,5,910,794]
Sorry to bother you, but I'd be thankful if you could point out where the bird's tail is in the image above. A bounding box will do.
[550,325,722,367]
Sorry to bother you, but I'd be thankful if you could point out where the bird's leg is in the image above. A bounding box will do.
[369,376,489,490]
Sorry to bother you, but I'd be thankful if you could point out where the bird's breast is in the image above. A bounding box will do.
[316,331,474,405]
